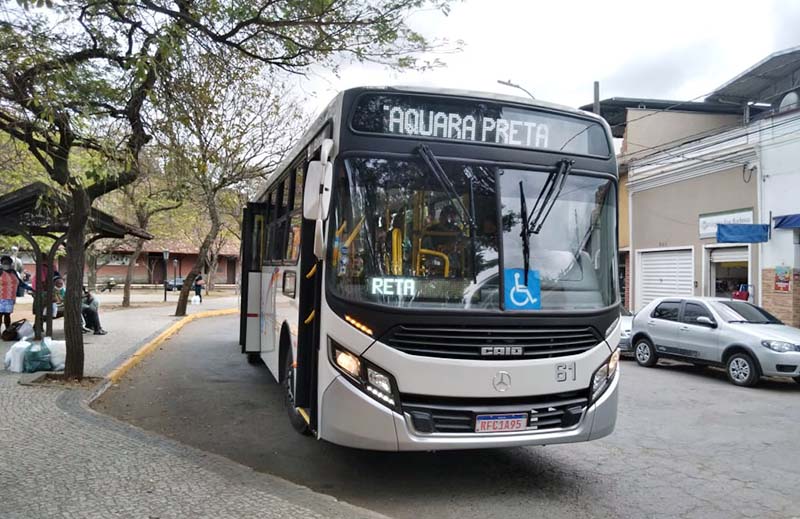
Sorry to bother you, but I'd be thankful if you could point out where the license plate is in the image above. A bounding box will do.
[474,413,528,433]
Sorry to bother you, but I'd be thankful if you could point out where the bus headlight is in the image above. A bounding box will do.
[591,349,620,403]
[333,347,361,378]
[329,339,399,411]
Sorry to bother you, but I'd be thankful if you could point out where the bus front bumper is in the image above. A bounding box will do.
[319,369,618,452]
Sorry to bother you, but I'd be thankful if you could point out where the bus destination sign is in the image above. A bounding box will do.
[351,93,609,156]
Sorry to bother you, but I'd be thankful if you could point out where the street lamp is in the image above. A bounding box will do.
[162,250,169,302]
[497,79,535,100]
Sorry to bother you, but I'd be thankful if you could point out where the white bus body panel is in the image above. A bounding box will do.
[244,272,262,353]
[316,299,621,451]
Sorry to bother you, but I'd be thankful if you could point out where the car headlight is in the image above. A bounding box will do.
[330,340,399,410]
[591,349,620,403]
[761,340,800,353]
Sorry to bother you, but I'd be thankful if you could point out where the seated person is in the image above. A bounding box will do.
[81,288,106,335]
[53,276,66,318]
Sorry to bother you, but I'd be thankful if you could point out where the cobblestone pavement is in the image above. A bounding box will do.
[98,315,800,519]
[0,301,388,519]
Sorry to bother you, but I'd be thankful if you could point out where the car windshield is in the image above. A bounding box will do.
[327,156,618,311]
[710,301,783,324]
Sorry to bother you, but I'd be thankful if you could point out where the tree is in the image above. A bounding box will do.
[1,0,456,378]
[159,51,305,316]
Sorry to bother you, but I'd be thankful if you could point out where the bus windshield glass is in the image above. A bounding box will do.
[327,157,617,311]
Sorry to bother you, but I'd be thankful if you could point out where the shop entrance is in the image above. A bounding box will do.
[708,246,749,299]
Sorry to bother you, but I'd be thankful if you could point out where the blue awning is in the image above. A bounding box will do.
[773,214,800,229]
[717,224,770,243]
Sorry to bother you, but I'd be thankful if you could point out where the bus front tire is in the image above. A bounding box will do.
[284,353,312,436]
[246,352,261,365]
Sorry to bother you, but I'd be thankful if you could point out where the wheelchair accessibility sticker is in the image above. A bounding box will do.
[504,269,541,310]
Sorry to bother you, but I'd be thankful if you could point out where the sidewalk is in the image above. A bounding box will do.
[0,299,387,519]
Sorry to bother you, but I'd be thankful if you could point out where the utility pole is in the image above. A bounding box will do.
[593,81,600,114]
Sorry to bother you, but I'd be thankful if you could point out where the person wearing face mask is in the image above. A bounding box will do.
[0,255,31,337]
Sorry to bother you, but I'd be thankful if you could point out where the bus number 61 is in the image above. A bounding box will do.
[555,362,576,382]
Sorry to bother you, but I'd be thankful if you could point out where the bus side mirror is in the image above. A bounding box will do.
[303,161,323,220]
[303,161,334,221]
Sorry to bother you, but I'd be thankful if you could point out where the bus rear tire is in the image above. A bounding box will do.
[246,352,261,365]
[284,352,312,436]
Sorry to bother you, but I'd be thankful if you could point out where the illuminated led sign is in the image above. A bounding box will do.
[351,93,610,156]
[370,277,416,297]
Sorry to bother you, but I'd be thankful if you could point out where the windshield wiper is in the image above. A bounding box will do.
[416,145,478,281]
[528,158,574,234]
[518,158,575,285]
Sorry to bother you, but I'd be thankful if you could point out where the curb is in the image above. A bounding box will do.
[104,308,238,385]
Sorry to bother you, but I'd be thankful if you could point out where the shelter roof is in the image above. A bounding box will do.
[0,182,153,240]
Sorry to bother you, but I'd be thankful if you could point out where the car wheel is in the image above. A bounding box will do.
[726,353,760,387]
[246,352,261,365]
[284,352,312,436]
[634,338,658,367]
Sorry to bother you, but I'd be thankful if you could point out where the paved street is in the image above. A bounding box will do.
[95,315,800,519]
[0,300,387,519]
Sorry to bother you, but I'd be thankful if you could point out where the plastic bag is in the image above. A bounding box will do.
[191,295,200,305]
[23,341,52,373]
[17,320,34,340]
[45,337,67,371]
[4,339,30,373]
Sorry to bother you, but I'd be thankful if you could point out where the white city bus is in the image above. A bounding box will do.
[239,86,620,451]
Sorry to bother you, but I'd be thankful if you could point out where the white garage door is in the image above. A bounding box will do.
[638,249,693,308]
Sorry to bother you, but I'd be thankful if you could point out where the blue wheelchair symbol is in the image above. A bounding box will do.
[504,269,541,310]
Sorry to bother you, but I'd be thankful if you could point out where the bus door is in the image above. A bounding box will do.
[240,203,266,354]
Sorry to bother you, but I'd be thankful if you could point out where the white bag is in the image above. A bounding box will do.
[191,295,200,305]
[45,337,67,371]
[3,339,29,373]
[17,320,34,340]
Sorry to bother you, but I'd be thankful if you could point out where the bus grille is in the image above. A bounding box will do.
[382,325,601,360]
[402,392,589,434]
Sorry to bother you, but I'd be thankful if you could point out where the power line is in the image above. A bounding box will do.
[629,115,800,169]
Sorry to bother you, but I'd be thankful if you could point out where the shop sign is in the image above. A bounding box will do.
[774,266,791,292]
[699,209,753,239]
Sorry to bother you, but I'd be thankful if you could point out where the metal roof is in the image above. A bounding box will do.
[579,97,747,138]
[0,182,153,240]
[706,46,800,104]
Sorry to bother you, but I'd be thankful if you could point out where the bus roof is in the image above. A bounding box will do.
[256,85,609,202]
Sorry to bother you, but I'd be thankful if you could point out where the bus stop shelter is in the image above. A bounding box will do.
[0,182,153,339]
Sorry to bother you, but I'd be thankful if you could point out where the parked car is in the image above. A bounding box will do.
[164,277,185,291]
[619,307,634,353]
[631,296,800,387]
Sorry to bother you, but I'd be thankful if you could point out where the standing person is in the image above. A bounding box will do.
[0,255,31,337]
[81,288,107,335]
[194,274,204,303]
[9,246,25,298]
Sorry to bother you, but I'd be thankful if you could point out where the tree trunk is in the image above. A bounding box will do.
[122,239,144,307]
[207,252,219,292]
[175,193,220,316]
[87,251,98,291]
[63,186,90,380]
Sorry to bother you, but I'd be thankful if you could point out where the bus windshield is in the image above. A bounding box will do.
[327,157,617,311]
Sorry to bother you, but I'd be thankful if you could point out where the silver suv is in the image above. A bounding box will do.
[631,296,800,387]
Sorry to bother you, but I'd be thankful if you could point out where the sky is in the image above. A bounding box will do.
[298,0,800,115]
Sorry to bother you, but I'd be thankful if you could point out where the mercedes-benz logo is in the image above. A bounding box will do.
[492,371,511,392]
